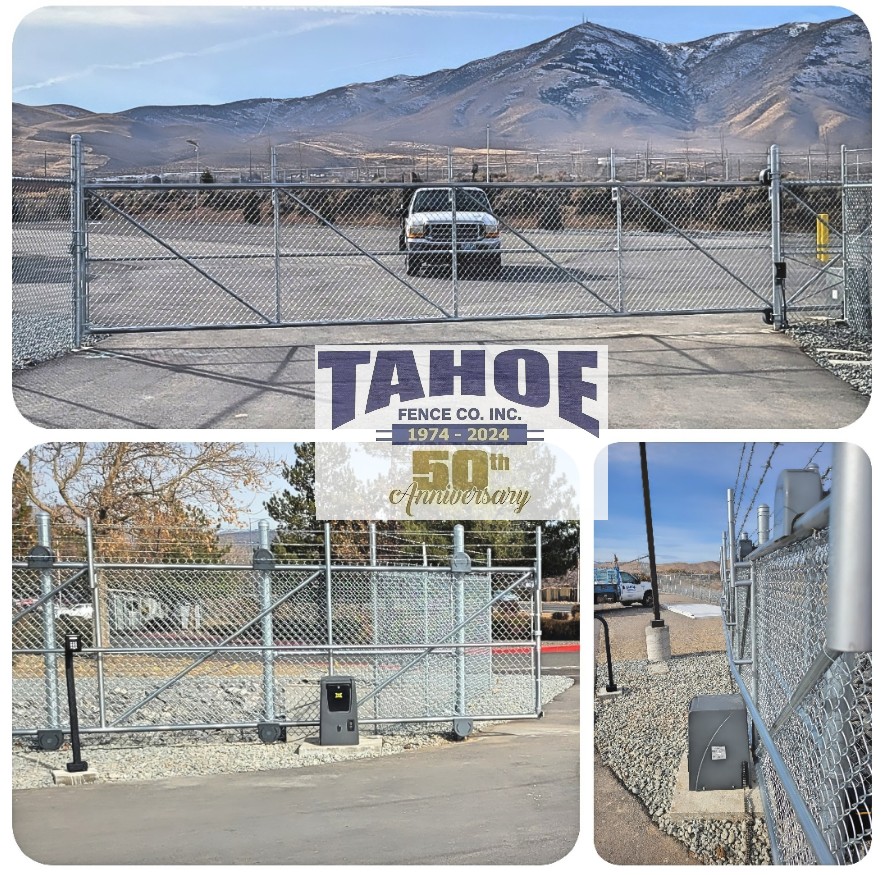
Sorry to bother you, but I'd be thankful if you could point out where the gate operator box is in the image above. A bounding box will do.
[687,695,750,791]
[319,676,359,746]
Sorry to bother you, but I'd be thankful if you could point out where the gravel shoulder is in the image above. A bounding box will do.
[593,594,771,866]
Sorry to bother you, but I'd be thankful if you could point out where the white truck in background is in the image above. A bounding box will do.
[593,567,654,606]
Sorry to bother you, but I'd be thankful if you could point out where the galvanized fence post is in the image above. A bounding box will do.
[369,522,380,720]
[453,524,466,716]
[827,444,872,652]
[70,135,86,348]
[451,185,459,317]
[258,520,275,721]
[726,489,737,626]
[271,147,282,323]
[85,518,107,728]
[36,512,61,728]
[769,144,786,329]
[324,522,334,675]
[534,525,543,715]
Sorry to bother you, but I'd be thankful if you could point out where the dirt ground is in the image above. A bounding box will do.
[593,592,726,662]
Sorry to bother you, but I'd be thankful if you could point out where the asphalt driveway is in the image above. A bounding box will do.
[12,654,580,866]
[12,314,869,429]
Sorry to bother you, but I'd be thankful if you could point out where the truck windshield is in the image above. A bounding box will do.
[411,189,492,213]
[412,190,451,212]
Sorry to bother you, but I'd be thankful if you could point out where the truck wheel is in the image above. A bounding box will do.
[406,255,422,276]
[480,254,502,279]
[642,591,654,607]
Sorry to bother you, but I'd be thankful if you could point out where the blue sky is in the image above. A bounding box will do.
[594,442,834,565]
[11,4,861,112]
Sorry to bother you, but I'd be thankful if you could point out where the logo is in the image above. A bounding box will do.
[313,345,599,520]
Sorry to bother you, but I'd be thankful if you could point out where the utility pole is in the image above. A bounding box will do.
[639,442,671,669]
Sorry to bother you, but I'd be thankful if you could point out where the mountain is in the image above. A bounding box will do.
[12,15,870,176]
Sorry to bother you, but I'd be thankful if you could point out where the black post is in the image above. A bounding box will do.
[639,443,664,629]
[595,613,618,693]
[63,634,88,773]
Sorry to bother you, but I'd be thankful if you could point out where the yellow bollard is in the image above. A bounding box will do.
[817,213,830,262]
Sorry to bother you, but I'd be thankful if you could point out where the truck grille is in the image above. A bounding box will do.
[427,223,482,242]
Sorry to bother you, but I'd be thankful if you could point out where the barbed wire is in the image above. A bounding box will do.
[733,443,755,527]
[737,442,782,535]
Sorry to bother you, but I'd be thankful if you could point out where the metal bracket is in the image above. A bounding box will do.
[252,548,275,571]
[26,545,55,569]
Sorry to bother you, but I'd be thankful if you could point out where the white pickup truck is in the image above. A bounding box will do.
[400,186,502,278]
[594,568,654,606]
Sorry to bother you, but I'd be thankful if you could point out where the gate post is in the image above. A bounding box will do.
[271,147,282,323]
[369,523,380,719]
[85,518,108,728]
[452,525,468,719]
[769,144,787,329]
[450,185,459,317]
[36,512,61,728]
[70,135,86,348]
[258,520,276,721]
[534,525,543,715]
[324,522,334,675]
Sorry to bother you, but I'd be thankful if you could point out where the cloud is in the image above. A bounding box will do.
[14,15,347,96]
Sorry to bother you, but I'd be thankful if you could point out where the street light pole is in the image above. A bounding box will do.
[187,139,199,180]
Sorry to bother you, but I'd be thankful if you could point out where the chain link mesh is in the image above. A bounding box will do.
[780,182,845,322]
[728,530,872,864]
[12,530,540,734]
[843,184,871,337]
[11,178,74,367]
[11,171,871,349]
[77,180,793,332]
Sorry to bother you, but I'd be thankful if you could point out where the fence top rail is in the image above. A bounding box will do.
[81,179,767,192]
[13,559,537,574]
[12,176,71,185]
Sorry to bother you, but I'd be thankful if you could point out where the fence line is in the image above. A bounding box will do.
[721,445,871,864]
[11,139,872,367]
[12,517,543,743]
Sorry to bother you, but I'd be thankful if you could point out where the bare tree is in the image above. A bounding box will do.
[21,442,273,537]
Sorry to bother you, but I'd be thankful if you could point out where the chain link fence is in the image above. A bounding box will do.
[721,446,871,864]
[13,518,542,741]
[656,574,721,605]
[10,139,872,367]
[842,154,871,338]
[11,178,74,368]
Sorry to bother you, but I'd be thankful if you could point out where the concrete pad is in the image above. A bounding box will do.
[296,735,383,759]
[667,603,723,619]
[51,768,99,786]
[647,662,670,675]
[12,314,868,429]
[668,754,749,821]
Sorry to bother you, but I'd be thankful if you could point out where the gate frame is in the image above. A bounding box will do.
[12,518,544,740]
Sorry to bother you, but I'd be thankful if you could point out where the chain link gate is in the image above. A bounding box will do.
[12,519,543,742]
[12,138,870,362]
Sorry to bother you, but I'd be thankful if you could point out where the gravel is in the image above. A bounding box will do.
[594,600,771,865]
[12,675,573,791]
[595,654,770,866]
[786,319,871,397]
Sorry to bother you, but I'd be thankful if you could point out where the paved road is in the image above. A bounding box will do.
[12,313,868,429]
[12,651,580,866]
